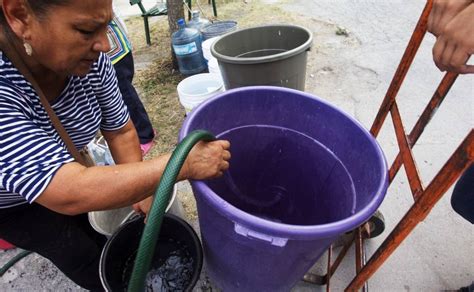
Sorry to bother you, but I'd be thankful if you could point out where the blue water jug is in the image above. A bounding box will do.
[172,19,206,75]
[186,11,210,31]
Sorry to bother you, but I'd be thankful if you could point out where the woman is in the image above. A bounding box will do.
[0,0,230,290]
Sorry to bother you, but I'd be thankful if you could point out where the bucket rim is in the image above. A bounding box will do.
[177,73,224,98]
[211,24,313,65]
[179,86,388,240]
[88,184,179,236]
[201,20,238,33]
[200,20,238,39]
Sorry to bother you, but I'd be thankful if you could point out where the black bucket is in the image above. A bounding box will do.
[99,214,203,291]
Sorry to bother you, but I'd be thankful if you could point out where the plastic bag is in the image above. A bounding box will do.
[86,136,115,166]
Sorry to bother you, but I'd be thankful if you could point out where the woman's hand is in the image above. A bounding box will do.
[133,196,157,223]
[131,139,230,221]
[432,4,474,73]
[181,140,231,180]
[133,196,154,220]
[427,0,471,37]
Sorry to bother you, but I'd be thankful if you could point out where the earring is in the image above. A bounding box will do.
[23,41,33,56]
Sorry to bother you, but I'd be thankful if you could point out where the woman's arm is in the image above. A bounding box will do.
[101,119,142,164]
[102,119,156,217]
[35,138,230,215]
[103,119,156,216]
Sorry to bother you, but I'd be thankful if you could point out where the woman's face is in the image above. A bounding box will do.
[27,0,113,77]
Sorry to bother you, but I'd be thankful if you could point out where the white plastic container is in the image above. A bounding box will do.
[88,184,184,237]
[208,58,222,77]
[177,73,224,114]
[202,37,224,80]
[202,37,219,61]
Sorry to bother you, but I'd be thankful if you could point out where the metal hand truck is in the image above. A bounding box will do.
[304,0,473,290]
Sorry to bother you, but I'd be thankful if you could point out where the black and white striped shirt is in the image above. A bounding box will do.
[0,52,130,208]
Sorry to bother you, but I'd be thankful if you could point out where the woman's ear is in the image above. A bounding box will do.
[1,0,33,40]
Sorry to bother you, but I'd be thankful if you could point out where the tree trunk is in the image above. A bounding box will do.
[166,0,185,69]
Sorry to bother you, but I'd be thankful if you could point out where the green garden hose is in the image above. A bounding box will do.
[0,250,32,277]
[127,130,216,292]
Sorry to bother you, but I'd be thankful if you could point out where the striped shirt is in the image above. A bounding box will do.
[0,52,130,208]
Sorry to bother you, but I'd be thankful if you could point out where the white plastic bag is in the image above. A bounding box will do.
[86,136,115,166]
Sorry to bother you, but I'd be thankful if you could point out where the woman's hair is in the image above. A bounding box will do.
[25,0,72,20]
[0,0,72,25]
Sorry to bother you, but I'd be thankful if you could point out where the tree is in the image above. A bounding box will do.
[166,0,185,68]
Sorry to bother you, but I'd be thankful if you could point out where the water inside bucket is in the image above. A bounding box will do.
[145,250,194,292]
[236,48,287,58]
[208,125,356,225]
[184,82,221,95]
[122,238,194,292]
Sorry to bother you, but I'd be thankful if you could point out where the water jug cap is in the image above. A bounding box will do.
[177,18,185,26]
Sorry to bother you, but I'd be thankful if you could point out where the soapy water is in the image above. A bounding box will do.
[122,239,195,292]
[144,249,194,292]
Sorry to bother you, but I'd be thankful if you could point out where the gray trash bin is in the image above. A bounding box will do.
[211,24,312,90]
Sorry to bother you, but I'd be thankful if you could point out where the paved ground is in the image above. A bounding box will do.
[1,0,472,291]
[282,1,473,291]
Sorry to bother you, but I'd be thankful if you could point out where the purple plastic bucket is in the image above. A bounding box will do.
[179,86,388,291]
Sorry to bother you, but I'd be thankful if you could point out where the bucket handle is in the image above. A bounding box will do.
[234,223,288,247]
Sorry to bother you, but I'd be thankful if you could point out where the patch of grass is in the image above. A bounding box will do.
[136,57,185,156]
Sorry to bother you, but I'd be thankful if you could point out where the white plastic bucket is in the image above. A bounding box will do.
[202,37,224,82]
[208,58,222,76]
[88,184,184,237]
[177,73,224,114]
[202,37,219,62]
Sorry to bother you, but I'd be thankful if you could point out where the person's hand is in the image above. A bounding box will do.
[432,4,474,73]
[133,196,154,221]
[181,140,231,180]
[132,139,230,221]
[428,0,471,37]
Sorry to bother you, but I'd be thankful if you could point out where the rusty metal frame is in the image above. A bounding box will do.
[306,0,474,290]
